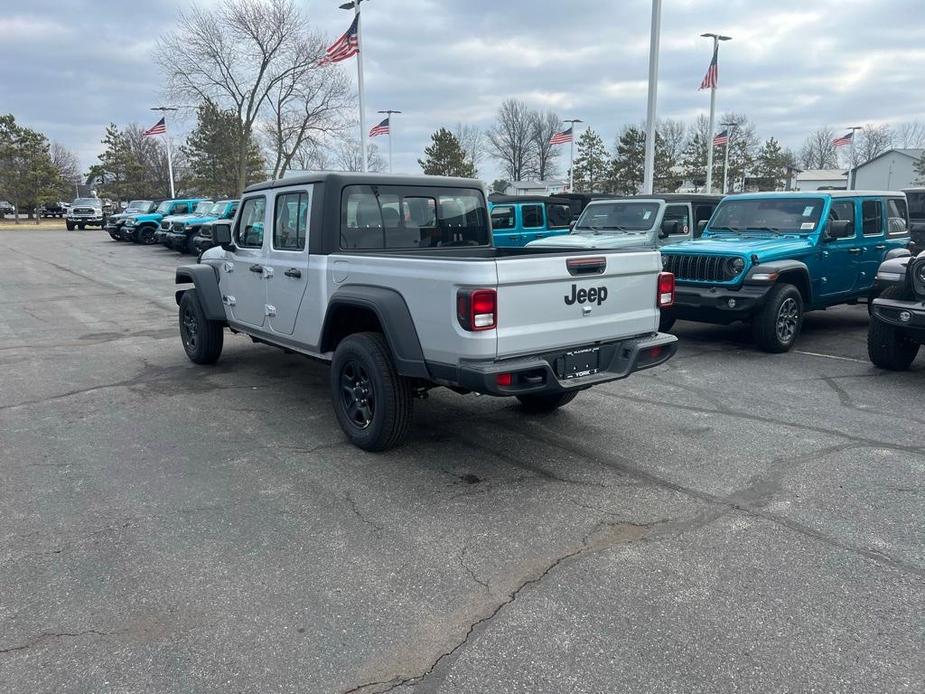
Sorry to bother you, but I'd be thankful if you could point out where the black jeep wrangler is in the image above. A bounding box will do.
[868,250,925,370]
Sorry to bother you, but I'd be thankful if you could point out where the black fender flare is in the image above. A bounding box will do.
[744,259,812,301]
[175,264,227,322]
[321,285,428,379]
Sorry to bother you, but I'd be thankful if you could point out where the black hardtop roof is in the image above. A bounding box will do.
[488,193,572,205]
[619,193,724,203]
[244,172,485,194]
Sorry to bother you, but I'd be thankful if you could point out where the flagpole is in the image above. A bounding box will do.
[377,110,401,173]
[721,121,737,194]
[701,33,731,193]
[354,2,368,173]
[563,118,582,192]
[151,106,177,198]
[642,0,662,195]
[847,125,862,190]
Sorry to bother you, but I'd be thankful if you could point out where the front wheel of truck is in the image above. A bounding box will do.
[517,391,578,413]
[752,283,803,353]
[179,290,223,365]
[331,332,413,452]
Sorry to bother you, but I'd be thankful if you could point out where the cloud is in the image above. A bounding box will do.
[1,0,924,181]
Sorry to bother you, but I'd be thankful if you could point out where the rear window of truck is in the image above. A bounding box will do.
[340,185,490,250]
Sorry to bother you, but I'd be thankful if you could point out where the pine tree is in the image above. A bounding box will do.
[608,127,646,194]
[572,128,609,193]
[418,128,476,177]
[754,137,790,191]
[0,114,61,221]
[915,154,925,185]
[183,102,264,197]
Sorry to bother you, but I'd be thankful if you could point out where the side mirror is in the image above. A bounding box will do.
[213,222,234,250]
[697,220,709,236]
[660,220,680,238]
[569,220,576,231]
[825,219,853,240]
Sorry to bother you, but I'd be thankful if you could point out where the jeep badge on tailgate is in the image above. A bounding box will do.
[564,284,609,306]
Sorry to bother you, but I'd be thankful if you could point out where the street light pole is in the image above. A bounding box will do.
[701,33,731,193]
[563,118,583,191]
[642,0,662,195]
[377,109,401,173]
[151,106,178,198]
[340,0,369,172]
[721,120,738,194]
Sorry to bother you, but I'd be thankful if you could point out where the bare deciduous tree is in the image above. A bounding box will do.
[333,137,385,173]
[487,99,537,182]
[49,142,81,195]
[657,118,686,168]
[799,127,838,170]
[454,123,485,175]
[157,0,327,194]
[895,120,925,148]
[850,123,893,167]
[530,110,562,181]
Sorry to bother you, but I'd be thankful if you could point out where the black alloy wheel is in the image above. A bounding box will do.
[340,360,375,430]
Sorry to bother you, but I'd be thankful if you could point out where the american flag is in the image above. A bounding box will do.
[699,45,718,90]
[549,127,573,145]
[713,130,729,146]
[143,117,166,137]
[369,117,389,138]
[832,131,854,147]
[321,15,359,65]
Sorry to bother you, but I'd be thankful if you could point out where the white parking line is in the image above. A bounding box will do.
[793,350,869,364]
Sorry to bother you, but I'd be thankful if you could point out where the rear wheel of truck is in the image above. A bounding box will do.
[331,332,413,452]
[517,391,578,413]
[867,287,920,370]
[179,290,223,365]
[752,283,803,353]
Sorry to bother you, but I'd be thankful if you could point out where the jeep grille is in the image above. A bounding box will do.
[160,221,170,230]
[662,254,740,282]
[172,222,185,231]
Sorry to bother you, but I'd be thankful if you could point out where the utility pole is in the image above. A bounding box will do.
[701,33,731,193]
[642,0,662,195]
[721,120,738,194]
[150,106,178,198]
[563,118,583,191]
[339,1,369,172]
[377,109,401,173]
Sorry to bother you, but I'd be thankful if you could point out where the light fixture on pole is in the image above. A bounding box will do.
[642,0,662,195]
[150,106,178,198]
[563,118,583,192]
[720,120,738,194]
[339,0,370,172]
[700,32,731,193]
[377,109,401,173]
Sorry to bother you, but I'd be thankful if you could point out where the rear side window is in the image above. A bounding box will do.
[490,205,515,230]
[235,197,266,248]
[340,185,489,249]
[273,191,309,250]
[522,204,543,228]
[886,198,908,235]
[862,200,883,236]
[546,203,571,228]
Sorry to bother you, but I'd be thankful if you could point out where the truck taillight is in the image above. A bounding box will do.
[657,272,675,308]
[457,289,497,331]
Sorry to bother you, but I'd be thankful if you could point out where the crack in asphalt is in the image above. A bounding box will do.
[343,492,385,537]
[457,543,489,591]
[0,630,109,655]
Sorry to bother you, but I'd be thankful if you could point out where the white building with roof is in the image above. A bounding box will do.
[795,169,848,191]
[504,180,569,195]
[851,149,924,191]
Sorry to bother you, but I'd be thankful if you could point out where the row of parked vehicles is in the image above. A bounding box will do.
[103,197,239,253]
[143,173,925,452]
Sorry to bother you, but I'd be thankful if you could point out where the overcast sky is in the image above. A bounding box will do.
[3,0,924,182]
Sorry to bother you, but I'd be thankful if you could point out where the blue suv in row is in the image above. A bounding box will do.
[659,191,911,352]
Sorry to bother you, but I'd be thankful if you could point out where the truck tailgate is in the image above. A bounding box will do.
[494,251,660,358]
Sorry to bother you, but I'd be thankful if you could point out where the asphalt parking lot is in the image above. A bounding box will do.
[1,228,923,693]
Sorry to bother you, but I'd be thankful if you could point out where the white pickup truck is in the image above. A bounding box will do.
[175,173,677,450]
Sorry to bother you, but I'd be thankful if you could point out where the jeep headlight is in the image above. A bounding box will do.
[124,219,135,227]
[661,254,671,269]
[726,257,745,276]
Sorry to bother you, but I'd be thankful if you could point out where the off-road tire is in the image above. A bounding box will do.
[109,233,121,241]
[185,235,197,255]
[331,332,413,452]
[752,283,803,353]
[658,311,676,333]
[179,290,223,365]
[867,286,920,370]
[516,391,579,413]
[66,220,75,231]
[77,223,85,230]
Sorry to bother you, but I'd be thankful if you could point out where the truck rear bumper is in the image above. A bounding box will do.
[667,284,772,324]
[438,332,678,397]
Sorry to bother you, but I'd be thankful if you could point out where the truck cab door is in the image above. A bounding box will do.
[221,195,268,328]
[489,205,519,246]
[263,189,312,335]
[856,198,890,291]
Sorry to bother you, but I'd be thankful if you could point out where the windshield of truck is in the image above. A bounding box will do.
[709,198,824,234]
[127,200,153,212]
[194,201,213,215]
[209,202,228,216]
[155,201,173,214]
[340,185,490,250]
[73,198,100,207]
[574,201,660,234]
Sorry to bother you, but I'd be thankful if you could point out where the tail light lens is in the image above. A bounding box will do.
[657,272,675,308]
[457,289,497,331]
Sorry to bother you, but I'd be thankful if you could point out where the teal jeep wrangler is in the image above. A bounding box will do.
[118,198,207,244]
[660,191,911,352]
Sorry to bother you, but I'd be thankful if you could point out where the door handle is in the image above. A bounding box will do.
[249,264,264,273]
[875,244,886,250]
[848,248,861,255]
[284,268,302,278]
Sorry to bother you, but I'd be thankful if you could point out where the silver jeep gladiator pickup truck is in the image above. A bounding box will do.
[175,173,677,450]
